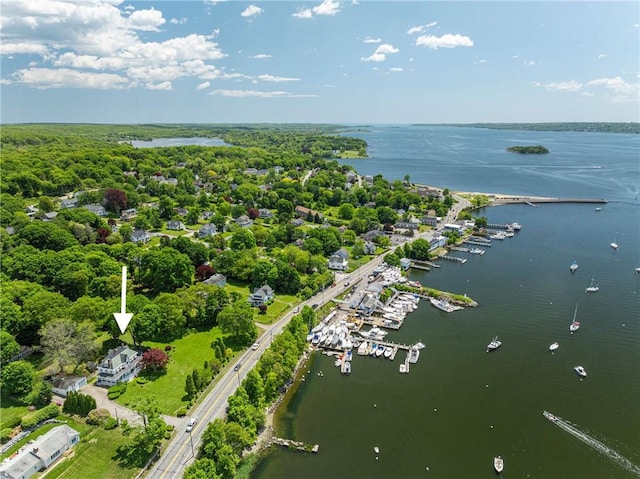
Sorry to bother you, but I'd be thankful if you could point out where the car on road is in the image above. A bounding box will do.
[251,342,260,351]
[233,363,241,371]
[186,417,197,432]
[311,303,319,309]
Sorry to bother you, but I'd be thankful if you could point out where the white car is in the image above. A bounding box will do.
[251,342,260,351]
[186,417,197,432]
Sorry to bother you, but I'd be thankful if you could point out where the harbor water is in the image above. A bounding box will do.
[252,126,640,479]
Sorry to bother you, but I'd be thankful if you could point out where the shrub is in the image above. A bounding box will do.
[164,431,172,439]
[107,383,127,399]
[103,418,118,430]
[176,407,187,417]
[166,424,174,432]
[21,404,59,429]
[86,408,111,425]
[1,428,13,444]
[63,392,96,417]
[136,377,148,385]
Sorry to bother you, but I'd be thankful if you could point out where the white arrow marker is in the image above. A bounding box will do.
[113,266,133,334]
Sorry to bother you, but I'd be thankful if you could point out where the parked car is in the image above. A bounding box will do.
[186,417,197,432]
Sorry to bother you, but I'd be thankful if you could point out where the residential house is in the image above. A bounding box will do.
[334,248,349,260]
[50,376,87,397]
[235,215,253,228]
[420,216,438,227]
[258,208,273,219]
[443,223,463,233]
[96,345,141,387]
[349,292,382,316]
[363,230,385,242]
[363,175,374,185]
[294,205,323,221]
[364,241,376,255]
[120,208,137,220]
[84,204,107,217]
[291,218,305,227]
[248,285,275,307]
[60,198,78,209]
[174,207,188,217]
[395,220,418,230]
[166,220,185,231]
[0,425,80,479]
[203,274,227,287]
[198,223,218,238]
[131,229,150,244]
[42,212,58,221]
[429,235,447,251]
[328,253,348,271]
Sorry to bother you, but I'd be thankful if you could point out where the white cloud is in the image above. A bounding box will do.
[313,0,341,16]
[128,8,166,31]
[170,18,187,25]
[257,74,300,82]
[633,23,639,28]
[407,22,437,35]
[538,80,583,92]
[364,37,381,44]
[292,8,313,19]
[389,67,404,72]
[292,0,341,18]
[196,81,210,90]
[524,60,537,67]
[534,76,639,103]
[581,91,594,96]
[10,67,129,89]
[250,54,273,59]
[241,5,263,18]
[361,43,399,62]
[415,33,473,49]
[0,42,50,56]
[145,81,172,90]
[597,54,607,59]
[209,89,316,98]
[323,84,336,87]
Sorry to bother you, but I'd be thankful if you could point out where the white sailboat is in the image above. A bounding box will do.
[585,272,599,293]
[569,260,578,272]
[610,232,618,249]
[569,304,580,333]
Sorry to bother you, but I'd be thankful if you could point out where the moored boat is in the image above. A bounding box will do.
[569,304,580,333]
[375,345,385,357]
[549,342,559,352]
[486,336,502,352]
[429,297,463,313]
[585,272,599,292]
[494,455,504,474]
[570,261,578,272]
[399,363,407,373]
[408,346,420,363]
[574,365,587,377]
[383,347,392,359]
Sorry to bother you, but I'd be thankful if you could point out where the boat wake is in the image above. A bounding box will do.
[543,411,640,477]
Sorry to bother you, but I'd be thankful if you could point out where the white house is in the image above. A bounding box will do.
[84,204,107,217]
[120,208,137,220]
[248,285,274,307]
[235,215,253,228]
[203,273,227,287]
[0,425,80,479]
[328,254,348,271]
[198,223,217,238]
[443,223,463,233]
[96,345,141,387]
[399,257,412,271]
[131,229,150,244]
[166,220,185,231]
[429,235,447,251]
[50,376,87,397]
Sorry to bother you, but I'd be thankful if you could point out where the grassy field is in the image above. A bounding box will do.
[45,423,138,479]
[224,280,299,325]
[116,328,226,415]
[0,396,29,430]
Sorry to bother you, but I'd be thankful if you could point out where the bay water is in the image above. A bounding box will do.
[252,126,640,479]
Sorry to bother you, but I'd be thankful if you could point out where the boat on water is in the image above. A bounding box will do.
[549,342,559,352]
[543,410,559,422]
[357,341,368,356]
[430,297,463,313]
[585,272,599,292]
[574,365,587,378]
[469,247,485,255]
[408,346,420,363]
[383,347,392,359]
[570,261,578,272]
[342,361,351,375]
[374,446,380,454]
[486,336,502,352]
[636,267,640,274]
[594,207,602,212]
[399,363,407,373]
[610,233,618,250]
[569,304,580,333]
[494,455,504,474]
[375,345,385,357]
[511,222,522,230]
[414,341,426,350]
[489,231,506,240]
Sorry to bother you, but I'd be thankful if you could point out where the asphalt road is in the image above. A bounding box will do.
[146,195,469,478]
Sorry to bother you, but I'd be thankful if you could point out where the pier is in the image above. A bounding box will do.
[464,239,492,247]
[441,255,467,264]
[412,259,440,269]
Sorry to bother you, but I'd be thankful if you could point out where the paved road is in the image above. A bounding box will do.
[146,194,470,479]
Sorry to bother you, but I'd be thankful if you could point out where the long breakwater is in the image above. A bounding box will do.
[543,411,640,477]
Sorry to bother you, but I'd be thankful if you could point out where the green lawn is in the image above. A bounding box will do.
[44,423,138,479]
[116,328,225,415]
[0,395,29,430]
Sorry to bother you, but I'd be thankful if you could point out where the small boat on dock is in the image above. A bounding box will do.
[399,363,407,374]
[570,261,578,272]
[375,345,385,357]
[384,347,392,359]
[574,365,587,378]
[342,361,351,375]
[408,346,420,363]
[549,342,559,352]
[469,247,485,255]
[494,455,504,474]
[429,297,463,313]
[486,336,502,352]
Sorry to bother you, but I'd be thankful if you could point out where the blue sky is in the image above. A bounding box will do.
[1,0,638,124]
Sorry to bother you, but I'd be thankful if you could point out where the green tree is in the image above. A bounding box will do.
[185,374,196,399]
[338,202,355,219]
[184,459,221,479]
[1,360,36,398]
[229,228,256,250]
[218,301,258,345]
[0,330,20,363]
[138,248,194,294]
[39,318,98,373]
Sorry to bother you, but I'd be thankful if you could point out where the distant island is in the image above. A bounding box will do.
[506,145,549,154]
[414,122,640,134]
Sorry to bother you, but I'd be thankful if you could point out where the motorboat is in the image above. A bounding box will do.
[543,410,559,422]
[610,233,618,250]
[414,342,426,350]
[486,336,502,352]
[374,446,380,454]
[357,341,368,356]
[489,231,506,240]
[494,455,504,474]
[574,365,587,378]
[342,361,351,375]
[569,304,580,333]
[594,207,602,212]
[469,248,485,255]
[430,297,463,313]
[585,272,599,293]
[399,363,407,373]
[511,222,522,230]
[636,267,640,274]
[570,261,578,272]
[408,346,420,363]
[375,345,385,357]
[383,347,392,359]
[549,342,559,352]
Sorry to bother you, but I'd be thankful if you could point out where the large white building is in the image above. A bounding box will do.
[96,345,141,387]
[0,425,80,479]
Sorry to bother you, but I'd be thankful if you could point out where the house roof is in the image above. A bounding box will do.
[100,345,138,369]
[203,274,226,285]
[51,376,85,390]
[32,425,79,462]
[252,285,274,297]
[334,248,349,259]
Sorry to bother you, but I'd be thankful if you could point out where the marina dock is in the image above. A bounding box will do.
[271,437,319,453]
[441,255,467,264]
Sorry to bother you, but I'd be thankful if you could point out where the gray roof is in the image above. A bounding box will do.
[100,345,138,369]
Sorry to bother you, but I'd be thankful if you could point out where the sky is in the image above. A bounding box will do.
[1,0,639,124]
